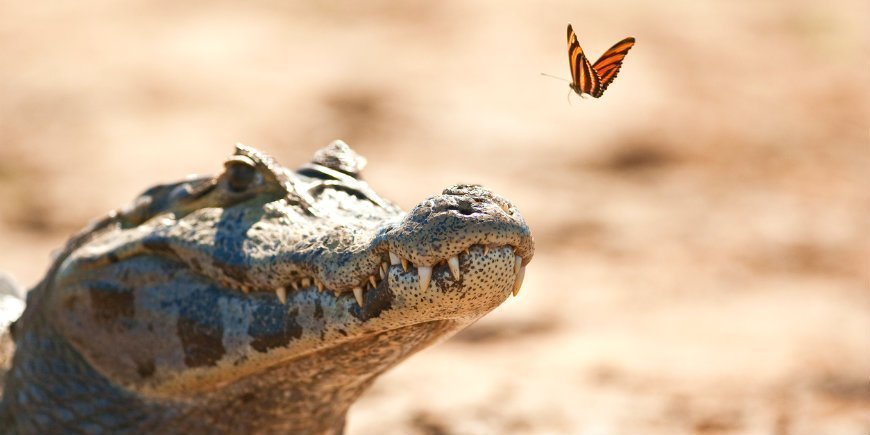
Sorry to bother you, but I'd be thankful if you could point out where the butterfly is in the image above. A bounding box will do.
[566,24,635,98]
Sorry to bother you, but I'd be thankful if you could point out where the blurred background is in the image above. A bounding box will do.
[1,0,868,433]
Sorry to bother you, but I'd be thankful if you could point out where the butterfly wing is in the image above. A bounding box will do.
[591,37,635,97]
[567,24,600,96]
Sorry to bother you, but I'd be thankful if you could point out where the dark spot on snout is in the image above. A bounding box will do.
[89,287,135,326]
[432,265,464,296]
[177,318,226,367]
[351,280,394,321]
[248,306,303,353]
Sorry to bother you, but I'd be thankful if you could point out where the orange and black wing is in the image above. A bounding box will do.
[567,24,600,96]
[591,37,635,97]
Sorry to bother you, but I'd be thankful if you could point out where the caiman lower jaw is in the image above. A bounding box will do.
[232,243,528,309]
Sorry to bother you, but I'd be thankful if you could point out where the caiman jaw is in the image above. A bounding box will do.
[259,243,527,307]
[216,181,535,311]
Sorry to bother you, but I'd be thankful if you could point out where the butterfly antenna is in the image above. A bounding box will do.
[566,88,573,106]
[540,72,570,83]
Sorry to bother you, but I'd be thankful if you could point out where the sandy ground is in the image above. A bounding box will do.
[1,0,868,433]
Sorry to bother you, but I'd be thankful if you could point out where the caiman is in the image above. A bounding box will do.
[0,141,534,433]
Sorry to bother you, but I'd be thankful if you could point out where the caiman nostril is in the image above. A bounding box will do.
[448,202,475,216]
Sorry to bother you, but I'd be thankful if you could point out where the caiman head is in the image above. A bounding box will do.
[5,141,533,432]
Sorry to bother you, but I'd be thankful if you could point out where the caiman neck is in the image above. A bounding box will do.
[171,320,457,433]
[3,310,456,433]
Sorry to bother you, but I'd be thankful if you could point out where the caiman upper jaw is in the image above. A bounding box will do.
[273,183,534,309]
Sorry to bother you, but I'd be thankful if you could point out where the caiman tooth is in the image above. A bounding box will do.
[352,287,364,307]
[315,279,325,292]
[291,281,299,290]
[275,287,287,305]
[514,255,522,274]
[483,245,490,255]
[369,275,377,288]
[418,266,432,292]
[301,278,311,288]
[389,252,401,266]
[379,265,386,280]
[447,256,460,280]
[401,258,409,272]
[512,266,526,297]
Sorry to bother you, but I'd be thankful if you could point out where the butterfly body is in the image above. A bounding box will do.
[566,24,635,98]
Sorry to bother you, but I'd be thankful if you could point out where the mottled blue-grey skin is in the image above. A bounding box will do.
[0,141,534,434]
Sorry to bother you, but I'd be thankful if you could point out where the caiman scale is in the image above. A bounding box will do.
[0,141,534,434]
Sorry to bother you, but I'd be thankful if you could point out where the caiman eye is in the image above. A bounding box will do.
[224,155,258,193]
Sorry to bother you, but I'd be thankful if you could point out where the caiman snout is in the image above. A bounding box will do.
[364,183,534,312]
[386,184,534,267]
